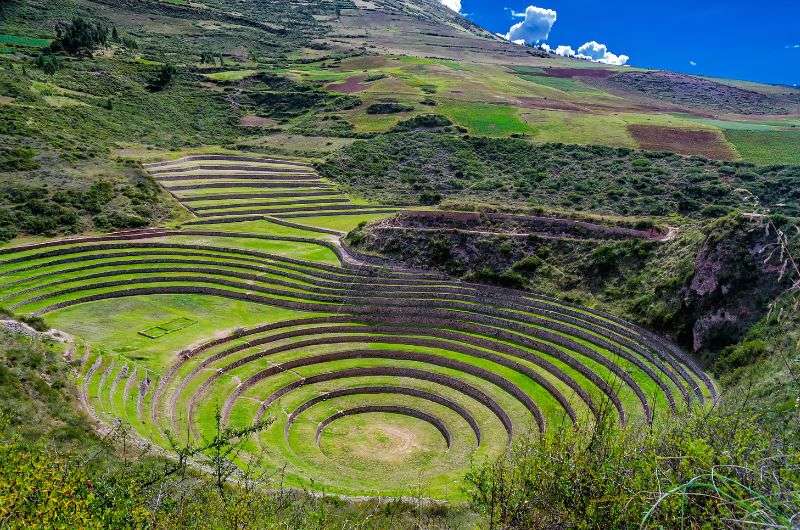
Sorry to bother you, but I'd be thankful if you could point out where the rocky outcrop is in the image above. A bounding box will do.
[0,319,71,343]
[681,217,797,352]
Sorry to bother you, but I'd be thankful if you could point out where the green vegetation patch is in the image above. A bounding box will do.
[725,129,800,165]
[205,69,260,82]
[138,317,197,339]
[437,102,530,137]
[0,34,51,48]
[511,67,596,93]
[319,132,800,217]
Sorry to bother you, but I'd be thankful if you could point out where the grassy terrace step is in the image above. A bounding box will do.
[144,155,399,233]
[316,405,452,447]
[0,236,700,396]
[287,386,481,444]
[143,155,311,169]
[158,318,595,430]
[165,181,332,191]
[150,165,314,175]
[275,209,401,219]
[155,173,320,182]
[181,191,348,203]
[195,204,403,218]
[0,238,700,404]
[192,198,351,211]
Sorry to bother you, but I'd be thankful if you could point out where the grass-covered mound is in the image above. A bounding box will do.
[319,132,800,218]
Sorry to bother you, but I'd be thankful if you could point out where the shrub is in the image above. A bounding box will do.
[464,401,800,529]
[419,189,442,205]
[366,102,414,114]
[391,114,452,132]
[511,255,543,273]
[714,339,768,374]
[20,315,48,332]
[0,147,38,171]
[34,53,61,75]
[149,64,176,91]
[701,204,732,218]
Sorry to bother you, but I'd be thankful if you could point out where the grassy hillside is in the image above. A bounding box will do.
[320,132,800,217]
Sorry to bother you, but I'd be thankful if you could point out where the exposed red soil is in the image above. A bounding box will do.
[627,125,737,160]
[326,75,369,93]
[540,67,618,79]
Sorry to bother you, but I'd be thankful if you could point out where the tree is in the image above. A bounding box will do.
[149,63,176,91]
[50,17,109,56]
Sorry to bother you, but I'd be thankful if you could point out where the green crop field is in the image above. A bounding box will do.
[0,34,51,48]
[0,153,716,500]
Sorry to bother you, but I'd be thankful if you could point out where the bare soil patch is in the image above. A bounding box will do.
[239,115,277,128]
[327,75,369,93]
[541,67,618,79]
[628,125,737,160]
[516,97,586,112]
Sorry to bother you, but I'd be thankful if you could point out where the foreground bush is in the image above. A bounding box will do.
[464,398,800,529]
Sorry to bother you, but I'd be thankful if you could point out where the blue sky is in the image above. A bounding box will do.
[451,0,800,86]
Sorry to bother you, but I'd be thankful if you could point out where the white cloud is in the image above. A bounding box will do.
[439,0,461,12]
[689,60,697,66]
[502,7,630,65]
[554,44,577,57]
[541,40,629,65]
[504,5,558,44]
[574,40,629,65]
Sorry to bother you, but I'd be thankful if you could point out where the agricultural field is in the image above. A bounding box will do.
[269,55,800,164]
[0,153,716,499]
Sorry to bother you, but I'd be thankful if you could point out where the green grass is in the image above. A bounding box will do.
[522,110,636,147]
[515,74,597,94]
[204,69,260,81]
[686,117,784,131]
[724,129,800,165]
[437,102,531,137]
[7,234,709,499]
[48,296,315,372]
[291,213,397,232]
[138,317,197,338]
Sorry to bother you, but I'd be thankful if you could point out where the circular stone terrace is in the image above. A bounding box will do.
[0,155,716,500]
